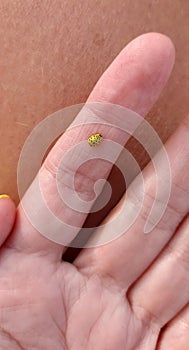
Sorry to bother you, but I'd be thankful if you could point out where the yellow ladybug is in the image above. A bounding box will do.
[88,133,103,146]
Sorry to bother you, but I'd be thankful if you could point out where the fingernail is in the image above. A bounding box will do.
[0,194,10,199]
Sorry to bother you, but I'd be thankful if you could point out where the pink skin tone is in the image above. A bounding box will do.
[0,198,16,245]
[0,33,189,349]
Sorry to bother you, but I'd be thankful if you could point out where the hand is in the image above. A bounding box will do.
[0,33,188,350]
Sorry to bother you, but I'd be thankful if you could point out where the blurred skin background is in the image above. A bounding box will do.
[0,0,189,204]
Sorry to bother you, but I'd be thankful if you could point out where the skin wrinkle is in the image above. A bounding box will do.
[164,216,189,270]
[157,308,189,349]
[49,312,68,350]
[66,273,125,349]
[140,188,182,230]
[178,316,189,331]
[0,327,26,350]
[0,264,67,349]
[130,302,162,333]
[86,307,103,347]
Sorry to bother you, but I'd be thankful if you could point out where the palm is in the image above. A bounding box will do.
[0,246,156,350]
[2,219,189,350]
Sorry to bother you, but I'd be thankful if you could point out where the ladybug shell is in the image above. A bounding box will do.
[88,133,102,146]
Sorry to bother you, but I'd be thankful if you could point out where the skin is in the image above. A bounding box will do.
[0,32,188,350]
[0,197,16,242]
[0,1,189,349]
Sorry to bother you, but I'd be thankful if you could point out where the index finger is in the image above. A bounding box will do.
[9,33,175,260]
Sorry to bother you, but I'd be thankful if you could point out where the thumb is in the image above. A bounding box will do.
[0,195,16,245]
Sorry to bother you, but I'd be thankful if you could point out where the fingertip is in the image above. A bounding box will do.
[131,31,176,69]
[117,31,175,82]
[129,32,175,52]
[0,194,16,210]
[0,195,16,245]
[89,32,175,116]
